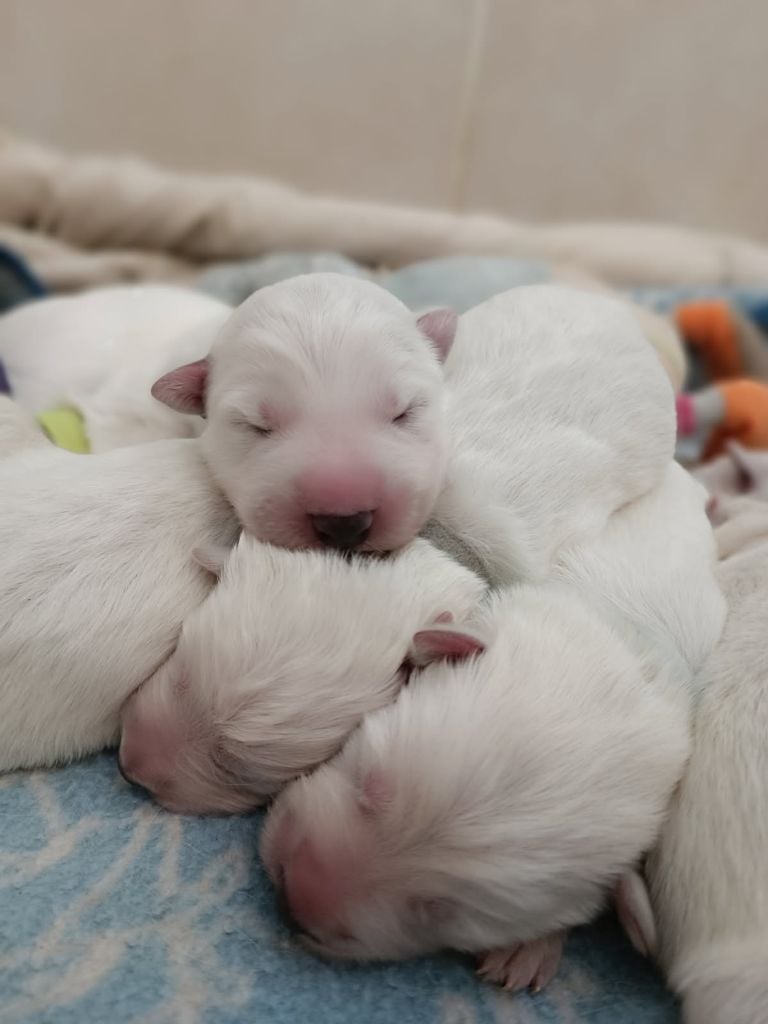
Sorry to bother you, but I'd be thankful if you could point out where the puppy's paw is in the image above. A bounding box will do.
[476,932,564,993]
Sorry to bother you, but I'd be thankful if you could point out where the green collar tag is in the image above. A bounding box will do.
[36,406,90,453]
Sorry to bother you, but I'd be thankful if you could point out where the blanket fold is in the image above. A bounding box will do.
[3,131,768,292]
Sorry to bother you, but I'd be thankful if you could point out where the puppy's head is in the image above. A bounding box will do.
[118,536,484,813]
[152,274,455,553]
[262,589,689,961]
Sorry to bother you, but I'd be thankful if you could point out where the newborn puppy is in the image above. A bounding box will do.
[625,496,768,1024]
[118,537,485,813]
[262,464,724,988]
[154,279,673,564]
[0,439,237,771]
[0,284,230,451]
[154,274,455,552]
[434,285,676,584]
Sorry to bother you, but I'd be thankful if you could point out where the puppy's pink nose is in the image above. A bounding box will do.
[280,839,348,933]
[117,750,149,792]
[117,711,179,797]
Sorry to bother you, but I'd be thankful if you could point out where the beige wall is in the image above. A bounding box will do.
[3,0,768,238]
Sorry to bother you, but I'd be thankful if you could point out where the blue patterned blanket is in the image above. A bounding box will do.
[2,756,677,1024]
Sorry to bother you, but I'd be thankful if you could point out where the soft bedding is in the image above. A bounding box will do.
[2,757,676,1024]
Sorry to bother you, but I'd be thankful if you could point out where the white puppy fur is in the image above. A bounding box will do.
[154,273,455,552]
[0,439,237,771]
[432,284,675,584]
[154,277,673,562]
[118,537,485,813]
[625,496,768,1024]
[261,464,724,985]
[0,285,230,451]
[0,395,49,457]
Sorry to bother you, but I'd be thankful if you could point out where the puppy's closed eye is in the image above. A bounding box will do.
[249,423,273,438]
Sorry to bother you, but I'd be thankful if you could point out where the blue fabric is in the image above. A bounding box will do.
[0,756,679,1024]
[0,245,47,314]
[0,244,48,394]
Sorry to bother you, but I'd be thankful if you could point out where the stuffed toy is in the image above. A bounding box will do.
[674,299,768,459]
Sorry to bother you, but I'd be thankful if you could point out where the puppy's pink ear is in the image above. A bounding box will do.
[151,358,209,415]
[410,626,485,667]
[416,309,458,363]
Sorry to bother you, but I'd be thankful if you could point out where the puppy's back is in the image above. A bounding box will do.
[0,440,236,769]
[646,531,768,1023]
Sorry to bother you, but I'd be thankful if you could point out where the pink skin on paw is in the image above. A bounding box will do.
[476,932,565,994]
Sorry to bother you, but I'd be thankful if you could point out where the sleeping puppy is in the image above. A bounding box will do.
[624,495,768,1024]
[0,430,483,779]
[155,278,675,574]
[117,537,484,812]
[0,284,231,451]
[261,463,725,991]
[118,282,679,815]
[0,437,236,771]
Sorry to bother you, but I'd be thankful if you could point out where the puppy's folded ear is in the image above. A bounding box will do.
[416,309,458,363]
[152,358,209,415]
[409,625,485,667]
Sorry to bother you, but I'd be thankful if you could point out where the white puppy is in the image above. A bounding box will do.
[0,439,237,771]
[261,464,724,990]
[154,273,455,551]
[117,537,485,813]
[620,496,768,1024]
[154,277,673,562]
[433,284,676,584]
[0,285,230,451]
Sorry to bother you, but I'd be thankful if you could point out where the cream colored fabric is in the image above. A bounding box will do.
[4,133,768,294]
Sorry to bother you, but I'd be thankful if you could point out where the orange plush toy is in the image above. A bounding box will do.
[675,300,768,458]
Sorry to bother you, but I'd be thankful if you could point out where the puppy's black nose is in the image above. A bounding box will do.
[310,511,373,549]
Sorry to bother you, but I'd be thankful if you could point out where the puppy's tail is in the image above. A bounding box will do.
[674,943,768,1024]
